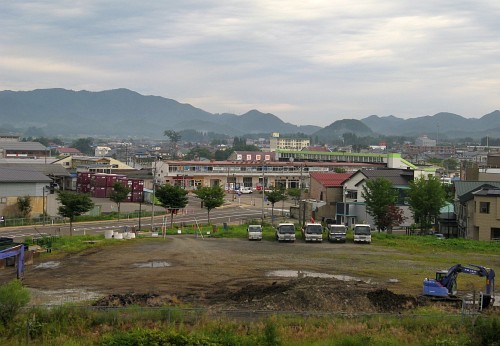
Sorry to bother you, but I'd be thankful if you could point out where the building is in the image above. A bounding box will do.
[0,142,48,159]
[0,167,53,218]
[454,181,500,240]
[269,133,310,152]
[338,169,415,228]
[307,172,353,222]
[154,160,383,192]
[415,135,437,147]
[56,147,82,157]
[227,151,274,162]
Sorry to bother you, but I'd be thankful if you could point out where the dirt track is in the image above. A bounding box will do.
[3,236,498,313]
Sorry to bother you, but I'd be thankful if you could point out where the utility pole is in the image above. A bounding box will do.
[151,158,159,232]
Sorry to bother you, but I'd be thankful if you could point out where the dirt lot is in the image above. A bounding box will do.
[2,236,498,314]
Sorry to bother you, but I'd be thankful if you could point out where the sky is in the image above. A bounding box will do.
[1,1,500,127]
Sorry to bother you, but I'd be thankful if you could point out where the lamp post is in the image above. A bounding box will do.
[42,186,46,226]
[151,157,160,232]
[261,162,265,222]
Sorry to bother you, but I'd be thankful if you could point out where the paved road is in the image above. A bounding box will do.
[0,205,275,242]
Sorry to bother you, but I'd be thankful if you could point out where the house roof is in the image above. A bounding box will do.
[454,181,500,203]
[0,142,47,151]
[57,147,81,154]
[0,167,52,183]
[310,172,353,187]
[356,169,413,187]
[0,163,71,177]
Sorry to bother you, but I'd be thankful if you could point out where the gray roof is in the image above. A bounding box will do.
[0,163,70,177]
[357,169,413,187]
[454,181,500,202]
[0,167,52,183]
[0,142,47,150]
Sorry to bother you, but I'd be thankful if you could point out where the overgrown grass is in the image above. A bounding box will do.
[2,306,495,345]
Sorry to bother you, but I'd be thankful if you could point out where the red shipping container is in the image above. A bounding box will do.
[105,187,113,197]
[132,180,144,192]
[93,187,107,198]
[132,191,144,203]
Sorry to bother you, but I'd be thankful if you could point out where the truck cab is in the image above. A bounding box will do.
[302,223,323,242]
[275,223,296,242]
[247,224,263,240]
[353,224,372,243]
[327,224,347,243]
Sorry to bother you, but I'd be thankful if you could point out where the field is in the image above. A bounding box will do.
[3,229,499,314]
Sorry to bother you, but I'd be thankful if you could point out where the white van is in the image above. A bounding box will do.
[353,224,372,243]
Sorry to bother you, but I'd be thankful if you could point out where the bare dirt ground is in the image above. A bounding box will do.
[2,236,497,314]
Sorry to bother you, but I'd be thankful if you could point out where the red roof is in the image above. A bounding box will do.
[57,147,82,154]
[310,172,352,187]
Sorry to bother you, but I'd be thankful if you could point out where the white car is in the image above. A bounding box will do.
[239,187,253,194]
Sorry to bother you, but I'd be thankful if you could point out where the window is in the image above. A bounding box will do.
[479,202,490,214]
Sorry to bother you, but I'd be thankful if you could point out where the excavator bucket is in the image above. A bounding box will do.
[480,294,492,309]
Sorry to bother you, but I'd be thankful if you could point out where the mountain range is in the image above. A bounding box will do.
[0,88,498,140]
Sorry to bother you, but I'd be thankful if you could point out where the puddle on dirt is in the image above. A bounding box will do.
[133,261,171,268]
[34,261,60,269]
[266,269,372,283]
[28,288,102,306]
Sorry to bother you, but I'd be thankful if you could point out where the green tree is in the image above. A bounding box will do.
[265,185,287,223]
[185,146,213,160]
[71,137,94,155]
[287,188,301,206]
[109,181,131,221]
[193,185,225,224]
[16,196,32,218]
[0,279,30,327]
[407,176,447,233]
[361,178,398,232]
[57,191,95,236]
[155,184,189,228]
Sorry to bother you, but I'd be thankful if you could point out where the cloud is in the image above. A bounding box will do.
[1,1,499,126]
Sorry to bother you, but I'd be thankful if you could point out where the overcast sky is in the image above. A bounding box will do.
[1,1,499,126]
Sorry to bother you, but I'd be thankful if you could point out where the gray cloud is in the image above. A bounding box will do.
[1,1,499,126]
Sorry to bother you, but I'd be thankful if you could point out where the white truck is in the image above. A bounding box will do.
[327,224,347,243]
[247,224,263,240]
[353,224,372,243]
[302,222,323,242]
[275,223,296,242]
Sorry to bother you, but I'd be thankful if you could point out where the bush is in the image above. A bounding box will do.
[0,279,30,326]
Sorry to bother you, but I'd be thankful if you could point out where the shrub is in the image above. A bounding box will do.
[0,279,30,326]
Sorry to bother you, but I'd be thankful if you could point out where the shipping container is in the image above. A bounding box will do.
[131,191,144,203]
[93,187,107,198]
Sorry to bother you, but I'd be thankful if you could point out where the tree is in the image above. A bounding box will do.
[16,196,32,218]
[57,191,95,236]
[71,137,94,155]
[164,130,181,158]
[109,181,131,221]
[361,178,398,232]
[193,185,225,224]
[287,187,301,206]
[265,185,287,223]
[407,176,447,233]
[155,183,189,228]
[378,204,406,234]
[185,146,213,160]
[0,280,30,327]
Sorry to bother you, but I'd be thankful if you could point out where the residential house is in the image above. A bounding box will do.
[308,172,353,223]
[339,169,415,228]
[454,181,500,240]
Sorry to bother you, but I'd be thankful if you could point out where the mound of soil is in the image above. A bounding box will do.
[91,277,421,313]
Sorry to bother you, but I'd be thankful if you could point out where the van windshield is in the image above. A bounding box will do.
[354,226,371,235]
[278,225,295,234]
[248,226,262,232]
[306,225,322,234]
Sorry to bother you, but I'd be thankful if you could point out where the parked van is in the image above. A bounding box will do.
[302,223,323,242]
